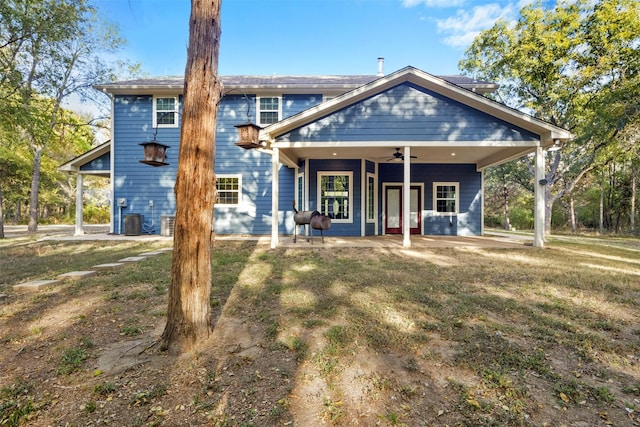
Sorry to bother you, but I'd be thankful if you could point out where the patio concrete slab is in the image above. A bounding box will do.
[92,263,125,271]
[118,256,146,263]
[14,279,62,292]
[277,235,530,249]
[57,271,97,281]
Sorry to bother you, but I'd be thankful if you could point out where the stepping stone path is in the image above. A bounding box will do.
[12,246,172,292]
[13,280,62,292]
[56,271,97,281]
[118,256,146,263]
[91,263,125,271]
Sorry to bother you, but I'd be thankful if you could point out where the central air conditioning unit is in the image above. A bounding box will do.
[160,215,176,237]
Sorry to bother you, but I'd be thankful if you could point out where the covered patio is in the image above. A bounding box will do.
[259,67,573,249]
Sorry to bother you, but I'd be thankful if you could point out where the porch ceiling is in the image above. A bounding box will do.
[277,143,536,170]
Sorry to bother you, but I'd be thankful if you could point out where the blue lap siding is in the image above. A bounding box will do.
[112,94,306,235]
[278,82,539,143]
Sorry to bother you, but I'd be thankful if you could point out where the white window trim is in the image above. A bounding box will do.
[152,95,179,128]
[215,174,242,207]
[433,182,459,216]
[317,171,353,224]
[366,172,376,223]
[256,96,282,126]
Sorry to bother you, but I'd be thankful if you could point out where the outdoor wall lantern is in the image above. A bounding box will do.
[234,122,263,150]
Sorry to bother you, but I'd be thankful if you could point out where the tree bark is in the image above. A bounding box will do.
[27,146,42,233]
[631,165,636,232]
[0,184,4,239]
[570,196,577,233]
[503,186,510,231]
[161,0,222,355]
[599,171,605,234]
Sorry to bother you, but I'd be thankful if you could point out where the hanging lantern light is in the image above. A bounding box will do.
[234,123,262,149]
[139,140,170,166]
[139,126,169,166]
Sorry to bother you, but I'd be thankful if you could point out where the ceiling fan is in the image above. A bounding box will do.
[387,148,417,162]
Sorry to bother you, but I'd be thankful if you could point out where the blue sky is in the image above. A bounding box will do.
[94,0,529,78]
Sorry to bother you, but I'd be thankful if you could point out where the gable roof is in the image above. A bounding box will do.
[58,140,111,177]
[259,67,572,170]
[94,74,498,96]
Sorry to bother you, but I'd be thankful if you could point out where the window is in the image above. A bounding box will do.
[318,172,352,223]
[257,96,280,125]
[433,182,459,215]
[296,172,304,211]
[216,175,241,205]
[366,173,376,222]
[153,96,179,127]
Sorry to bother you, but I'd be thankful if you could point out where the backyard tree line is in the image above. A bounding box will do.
[0,0,134,237]
[463,0,640,234]
[1,0,639,236]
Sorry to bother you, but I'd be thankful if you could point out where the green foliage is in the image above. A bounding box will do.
[462,0,640,233]
[0,378,36,426]
[0,0,134,228]
[57,347,87,375]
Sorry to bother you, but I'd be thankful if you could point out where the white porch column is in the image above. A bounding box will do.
[403,146,411,247]
[361,159,365,237]
[74,174,84,236]
[271,147,280,249]
[534,145,545,247]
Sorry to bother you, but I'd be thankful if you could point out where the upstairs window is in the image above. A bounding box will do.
[216,175,241,205]
[257,96,280,125]
[433,182,459,215]
[153,96,179,128]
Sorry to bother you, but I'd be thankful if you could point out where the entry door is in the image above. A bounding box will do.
[385,186,421,234]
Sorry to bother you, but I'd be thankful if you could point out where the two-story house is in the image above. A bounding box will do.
[60,63,572,247]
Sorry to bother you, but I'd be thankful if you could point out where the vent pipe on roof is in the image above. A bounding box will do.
[377,57,384,77]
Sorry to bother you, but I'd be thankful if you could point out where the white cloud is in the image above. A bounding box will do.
[435,2,520,49]
[402,0,466,7]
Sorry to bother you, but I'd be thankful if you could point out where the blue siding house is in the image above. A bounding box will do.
[61,65,571,247]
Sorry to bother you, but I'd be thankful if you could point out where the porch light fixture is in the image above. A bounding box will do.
[139,127,169,167]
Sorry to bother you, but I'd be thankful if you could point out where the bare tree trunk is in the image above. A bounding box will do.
[0,184,4,239]
[503,186,510,231]
[570,196,577,233]
[27,147,43,233]
[631,166,636,232]
[161,0,222,355]
[599,171,605,235]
